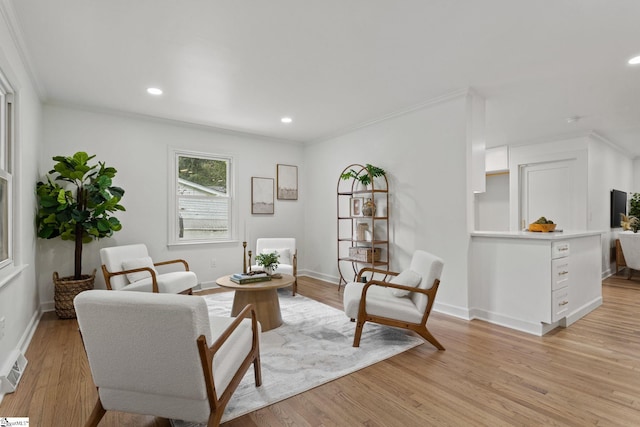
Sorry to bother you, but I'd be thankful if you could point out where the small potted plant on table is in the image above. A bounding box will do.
[255,251,280,276]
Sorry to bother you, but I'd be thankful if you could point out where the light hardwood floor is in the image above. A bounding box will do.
[1,274,639,426]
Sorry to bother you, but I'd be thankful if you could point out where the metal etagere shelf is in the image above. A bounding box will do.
[337,164,389,290]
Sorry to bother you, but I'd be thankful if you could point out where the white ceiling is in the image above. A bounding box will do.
[5,0,640,154]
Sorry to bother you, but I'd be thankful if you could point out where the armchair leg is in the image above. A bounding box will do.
[85,397,106,427]
[292,277,297,296]
[416,326,445,351]
[253,355,262,387]
[352,320,365,347]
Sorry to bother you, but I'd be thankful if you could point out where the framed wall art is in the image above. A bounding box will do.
[251,177,274,214]
[277,164,298,200]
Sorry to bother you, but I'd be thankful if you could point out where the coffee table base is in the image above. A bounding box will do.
[231,288,282,332]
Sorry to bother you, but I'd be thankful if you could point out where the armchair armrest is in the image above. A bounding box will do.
[356,267,398,282]
[197,304,262,408]
[154,258,190,271]
[101,265,161,293]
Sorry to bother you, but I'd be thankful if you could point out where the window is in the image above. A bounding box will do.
[0,70,13,270]
[169,149,234,244]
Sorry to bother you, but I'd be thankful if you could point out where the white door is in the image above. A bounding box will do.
[520,160,573,230]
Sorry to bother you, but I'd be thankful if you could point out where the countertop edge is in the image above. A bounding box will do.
[470,230,604,240]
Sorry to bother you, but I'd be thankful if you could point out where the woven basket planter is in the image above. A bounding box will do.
[53,269,96,319]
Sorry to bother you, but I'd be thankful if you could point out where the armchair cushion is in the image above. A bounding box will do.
[390,269,422,297]
[118,271,198,293]
[122,256,158,283]
[261,247,292,265]
[343,282,423,324]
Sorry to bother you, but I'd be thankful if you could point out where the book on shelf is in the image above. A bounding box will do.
[230,272,271,284]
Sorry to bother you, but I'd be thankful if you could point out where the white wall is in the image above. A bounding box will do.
[475,173,509,231]
[634,158,640,192]
[0,9,43,401]
[303,95,471,317]
[38,105,305,308]
[587,135,634,277]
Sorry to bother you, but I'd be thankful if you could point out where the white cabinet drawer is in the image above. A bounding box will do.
[552,241,570,259]
[551,258,570,291]
[552,287,570,322]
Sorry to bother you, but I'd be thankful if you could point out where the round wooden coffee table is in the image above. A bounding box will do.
[215,274,295,331]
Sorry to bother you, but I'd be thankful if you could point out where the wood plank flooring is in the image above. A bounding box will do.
[1,274,639,426]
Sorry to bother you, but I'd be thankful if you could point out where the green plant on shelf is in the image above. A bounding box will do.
[340,164,386,187]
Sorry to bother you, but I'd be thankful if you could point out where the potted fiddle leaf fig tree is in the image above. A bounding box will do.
[36,152,125,318]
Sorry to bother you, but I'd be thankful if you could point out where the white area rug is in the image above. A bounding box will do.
[171,289,423,426]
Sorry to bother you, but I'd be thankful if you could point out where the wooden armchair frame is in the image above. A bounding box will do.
[83,304,262,427]
[352,267,444,350]
[101,258,192,294]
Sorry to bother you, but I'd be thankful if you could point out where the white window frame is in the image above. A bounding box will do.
[168,148,237,246]
[0,70,13,272]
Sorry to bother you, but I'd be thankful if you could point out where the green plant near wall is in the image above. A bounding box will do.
[36,152,126,280]
[340,164,386,186]
[630,193,640,232]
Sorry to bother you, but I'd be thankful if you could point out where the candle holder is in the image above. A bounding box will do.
[243,241,247,273]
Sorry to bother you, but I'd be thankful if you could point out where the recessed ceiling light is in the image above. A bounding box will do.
[281,117,293,124]
[147,87,163,95]
[628,55,640,65]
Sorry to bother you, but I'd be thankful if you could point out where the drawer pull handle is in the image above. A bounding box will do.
[558,271,569,275]
[559,301,569,306]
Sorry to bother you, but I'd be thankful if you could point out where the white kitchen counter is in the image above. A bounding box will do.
[469,230,603,336]
[471,230,603,239]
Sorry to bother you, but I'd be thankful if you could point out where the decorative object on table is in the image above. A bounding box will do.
[230,272,271,284]
[337,164,389,290]
[362,198,376,216]
[620,214,639,232]
[255,251,280,275]
[251,177,274,214]
[629,192,640,232]
[529,216,556,232]
[36,152,125,318]
[276,164,298,200]
[243,241,248,273]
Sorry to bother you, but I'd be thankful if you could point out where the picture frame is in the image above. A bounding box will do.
[277,164,298,200]
[350,197,363,217]
[251,177,274,214]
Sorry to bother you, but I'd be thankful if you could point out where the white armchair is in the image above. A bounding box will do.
[251,238,297,295]
[343,250,445,349]
[100,243,197,294]
[74,289,262,427]
[617,232,640,279]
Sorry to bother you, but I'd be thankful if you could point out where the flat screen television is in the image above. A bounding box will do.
[611,189,627,228]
